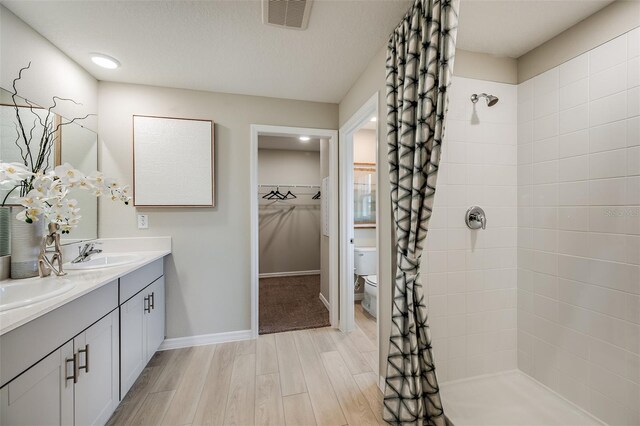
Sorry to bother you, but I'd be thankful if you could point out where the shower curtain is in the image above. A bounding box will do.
[383,0,459,424]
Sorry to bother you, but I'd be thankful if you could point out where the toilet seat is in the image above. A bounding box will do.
[364,275,377,287]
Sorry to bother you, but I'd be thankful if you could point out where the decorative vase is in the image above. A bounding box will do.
[0,207,9,257]
[10,208,45,279]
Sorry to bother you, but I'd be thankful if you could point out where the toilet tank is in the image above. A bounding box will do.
[354,247,377,276]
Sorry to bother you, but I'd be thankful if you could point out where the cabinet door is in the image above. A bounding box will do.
[120,290,146,398]
[145,276,165,362]
[0,341,74,426]
[74,311,119,426]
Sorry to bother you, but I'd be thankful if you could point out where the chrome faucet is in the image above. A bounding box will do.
[71,242,103,263]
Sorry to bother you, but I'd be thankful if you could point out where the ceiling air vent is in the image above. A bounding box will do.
[262,0,313,30]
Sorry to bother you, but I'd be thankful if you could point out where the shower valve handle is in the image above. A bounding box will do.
[466,206,486,230]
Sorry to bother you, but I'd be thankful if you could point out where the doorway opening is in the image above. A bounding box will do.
[338,93,379,362]
[250,125,338,337]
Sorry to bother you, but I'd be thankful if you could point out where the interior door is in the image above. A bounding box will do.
[339,128,356,332]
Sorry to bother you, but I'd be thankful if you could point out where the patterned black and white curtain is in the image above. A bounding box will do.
[383,0,459,424]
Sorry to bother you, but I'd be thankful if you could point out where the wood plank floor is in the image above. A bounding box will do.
[107,303,380,426]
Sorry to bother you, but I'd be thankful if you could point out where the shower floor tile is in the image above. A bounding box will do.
[441,370,603,425]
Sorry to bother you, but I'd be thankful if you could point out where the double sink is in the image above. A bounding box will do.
[0,253,142,313]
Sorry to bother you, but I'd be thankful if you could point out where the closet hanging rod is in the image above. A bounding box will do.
[258,184,320,188]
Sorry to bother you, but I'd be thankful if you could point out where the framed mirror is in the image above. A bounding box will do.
[354,162,376,228]
[0,88,98,253]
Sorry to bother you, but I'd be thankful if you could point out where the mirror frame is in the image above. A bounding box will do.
[353,161,377,229]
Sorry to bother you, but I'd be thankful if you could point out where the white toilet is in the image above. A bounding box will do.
[354,247,377,318]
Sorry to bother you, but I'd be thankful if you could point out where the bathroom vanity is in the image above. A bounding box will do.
[0,238,171,425]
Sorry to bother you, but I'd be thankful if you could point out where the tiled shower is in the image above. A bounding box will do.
[517,28,639,425]
[426,27,639,425]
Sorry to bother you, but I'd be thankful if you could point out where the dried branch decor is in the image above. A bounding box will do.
[0,63,130,233]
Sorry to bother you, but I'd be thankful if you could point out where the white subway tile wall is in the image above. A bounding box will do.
[518,28,640,425]
[424,76,519,383]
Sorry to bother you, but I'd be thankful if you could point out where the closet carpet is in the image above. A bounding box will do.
[259,274,330,334]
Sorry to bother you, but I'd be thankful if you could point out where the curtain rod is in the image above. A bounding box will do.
[258,184,320,188]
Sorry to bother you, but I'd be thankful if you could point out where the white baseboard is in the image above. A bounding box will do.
[259,270,320,278]
[354,293,364,301]
[319,292,330,310]
[159,329,253,351]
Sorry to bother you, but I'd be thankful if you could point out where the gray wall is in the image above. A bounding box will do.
[258,148,321,275]
[339,46,392,380]
[98,81,338,338]
[0,6,97,129]
[0,5,98,279]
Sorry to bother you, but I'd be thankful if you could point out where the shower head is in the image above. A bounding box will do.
[470,93,499,106]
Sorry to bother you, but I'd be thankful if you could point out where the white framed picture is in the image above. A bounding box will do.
[133,115,214,207]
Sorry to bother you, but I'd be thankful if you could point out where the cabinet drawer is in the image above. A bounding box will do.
[0,280,118,388]
[119,259,163,304]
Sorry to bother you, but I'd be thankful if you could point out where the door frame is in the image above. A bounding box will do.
[250,125,339,338]
[338,93,379,333]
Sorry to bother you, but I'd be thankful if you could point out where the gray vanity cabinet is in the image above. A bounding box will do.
[0,342,74,425]
[0,257,167,426]
[0,311,118,426]
[74,311,120,426]
[119,260,165,399]
[145,276,165,360]
[120,290,147,395]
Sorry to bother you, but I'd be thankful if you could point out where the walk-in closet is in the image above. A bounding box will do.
[257,134,329,334]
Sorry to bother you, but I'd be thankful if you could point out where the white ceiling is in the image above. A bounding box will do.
[457,0,615,58]
[1,0,410,103]
[259,135,320,152]
[2,0,617,104]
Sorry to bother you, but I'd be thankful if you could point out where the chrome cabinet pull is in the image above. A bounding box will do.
[150,292,155,310]
[78,344,90,373]
[65,354,78,384]
[144,295,151,313]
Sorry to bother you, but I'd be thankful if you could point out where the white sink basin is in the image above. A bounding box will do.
[0,281,76,312]
[65,254,143,270]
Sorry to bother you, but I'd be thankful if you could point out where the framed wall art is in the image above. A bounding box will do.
[133,115,214,207]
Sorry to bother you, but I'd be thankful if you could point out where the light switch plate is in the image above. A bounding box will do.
[137,214,149,229]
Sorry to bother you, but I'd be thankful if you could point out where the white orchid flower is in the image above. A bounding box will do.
[54,163,81,186]
[0,162,31,183]
[4,159,130,228]
[89,171,106,188]
[46,180,68,200]
[16,207,44,223]
[104,177,121,190]
[32,174,53,194]
[17,189,46,208]
[49,211,67,223]
[77,177,94,190]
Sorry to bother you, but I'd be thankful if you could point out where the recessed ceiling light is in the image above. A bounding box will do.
[370,117,377,122]
[299,136,310,142]
[90,53,120,69]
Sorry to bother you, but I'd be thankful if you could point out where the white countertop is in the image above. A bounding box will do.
[0,237,171,336]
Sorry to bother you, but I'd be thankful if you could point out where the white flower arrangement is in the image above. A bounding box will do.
[1,162,130,233]
[0,63,131,235]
